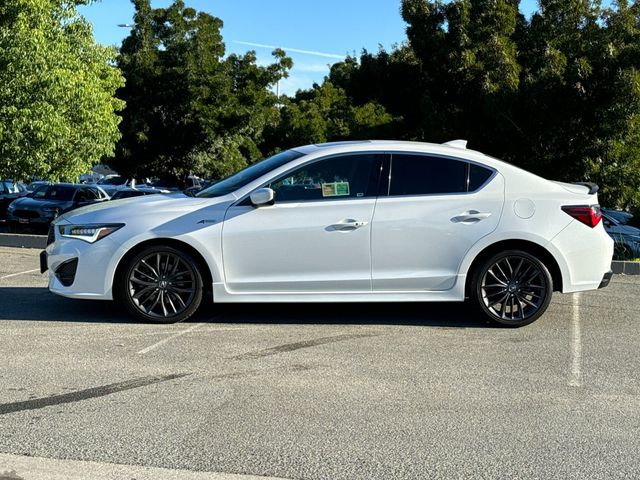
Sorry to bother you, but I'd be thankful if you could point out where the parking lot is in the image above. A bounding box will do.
[0,246,639,479]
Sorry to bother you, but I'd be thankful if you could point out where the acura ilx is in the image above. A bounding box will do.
[41,140,614,326]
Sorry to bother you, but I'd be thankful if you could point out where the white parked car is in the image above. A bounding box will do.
[41,140,614,326]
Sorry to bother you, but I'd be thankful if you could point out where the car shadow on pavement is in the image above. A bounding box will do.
[0,287,494,328]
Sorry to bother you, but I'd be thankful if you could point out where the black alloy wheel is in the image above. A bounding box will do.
[116,246,203,323]
[472,250,553,327]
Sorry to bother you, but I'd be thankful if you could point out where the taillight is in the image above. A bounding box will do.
[561,205,602,228]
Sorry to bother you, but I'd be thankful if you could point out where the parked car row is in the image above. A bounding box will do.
[0,180,173,233]
[602,208,640,258]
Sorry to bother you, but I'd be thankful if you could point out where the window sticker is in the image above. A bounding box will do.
[322,182,350,197]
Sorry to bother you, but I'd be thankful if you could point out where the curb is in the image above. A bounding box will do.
[611,260,640,275]
[0,233,46,249]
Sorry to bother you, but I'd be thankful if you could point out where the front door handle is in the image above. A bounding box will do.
[452,210,492,223]
[329,219,369,231]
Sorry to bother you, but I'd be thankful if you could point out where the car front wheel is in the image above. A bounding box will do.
[116,245,203,324]
[471,250,553,327]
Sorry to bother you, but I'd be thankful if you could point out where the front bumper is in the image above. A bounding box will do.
[45,224,120,300]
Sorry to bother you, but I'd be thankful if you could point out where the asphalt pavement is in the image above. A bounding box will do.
[0,246,639,479]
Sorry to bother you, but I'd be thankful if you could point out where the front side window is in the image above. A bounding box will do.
[197,150,305,198]
[388,154,466,196]
[269,154,384,202]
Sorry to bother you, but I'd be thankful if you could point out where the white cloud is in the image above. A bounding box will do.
[234,40,345,60]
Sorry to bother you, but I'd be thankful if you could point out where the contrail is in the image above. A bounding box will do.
[233,40,345,59]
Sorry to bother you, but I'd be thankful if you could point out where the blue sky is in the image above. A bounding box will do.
[80,0,540,96]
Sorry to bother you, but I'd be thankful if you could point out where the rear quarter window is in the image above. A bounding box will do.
[389,154,467,196]
[468,163,494,191]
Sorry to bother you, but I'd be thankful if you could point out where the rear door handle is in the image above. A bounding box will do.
[452,210,492,223]
[329,219,369,231]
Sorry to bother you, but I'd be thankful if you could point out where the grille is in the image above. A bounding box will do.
[14,209,39,219]
[55,258,78,287]
[47,224,56,246]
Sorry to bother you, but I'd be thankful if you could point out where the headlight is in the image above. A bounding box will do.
[59,224,124,243]
[42,207,60,217]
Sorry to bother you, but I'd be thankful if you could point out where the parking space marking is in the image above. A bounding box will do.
[568,292,582,387]
[137,323,205,354]
[0,268,40,280]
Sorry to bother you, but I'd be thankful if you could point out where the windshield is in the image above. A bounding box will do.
[98,176,125,185]
[196,150,305,198]
[33,185,75,201]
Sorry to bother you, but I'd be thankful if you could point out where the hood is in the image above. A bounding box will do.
[10,197,68,209]
[57,192,216,225]
[606,223,640,237]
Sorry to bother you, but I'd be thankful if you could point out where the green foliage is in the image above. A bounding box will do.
[112,0,291,183]
[323,0,640,210]
[262,82,396,153]
[0,0,124,181]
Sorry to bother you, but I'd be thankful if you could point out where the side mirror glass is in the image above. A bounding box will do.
[250,188,275,207]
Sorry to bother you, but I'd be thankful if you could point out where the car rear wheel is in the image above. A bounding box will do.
[471,250,553,327]
[116,246,203,324]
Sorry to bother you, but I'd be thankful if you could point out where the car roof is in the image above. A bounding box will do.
[292,139,494,163]
[290,140,546,180]
[49,183,95,189]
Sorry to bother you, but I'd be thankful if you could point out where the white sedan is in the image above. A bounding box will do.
[42,140,614,326]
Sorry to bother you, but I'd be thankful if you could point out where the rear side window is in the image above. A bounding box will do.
[389,154,467,196]
[84,188,101,200]
[468,163,493,191]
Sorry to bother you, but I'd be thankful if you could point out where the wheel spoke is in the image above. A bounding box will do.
[487,268,508,286]
[494,262,510,283]
[133,268,157,282]
[169,291,187,309]
[488,292,510,309]
[133,285,156,301]
[130,277,156,287]
[140,260,159,278]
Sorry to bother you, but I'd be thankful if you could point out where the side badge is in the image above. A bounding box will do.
[197,219,218,225]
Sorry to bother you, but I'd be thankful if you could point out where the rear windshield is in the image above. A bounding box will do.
[33,185,75,201]
[197,150,305,198]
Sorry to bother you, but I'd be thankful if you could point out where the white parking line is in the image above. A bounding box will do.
[137,323,205,354]
[0,268,40,280]
[0,452,290,480]
[568,292,582,387]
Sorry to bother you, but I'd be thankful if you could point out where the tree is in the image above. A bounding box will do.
[262,81,396,153]
[0,0,124,181]
[113,0,292,183]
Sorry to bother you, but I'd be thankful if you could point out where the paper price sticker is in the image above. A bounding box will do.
[322,182,350,197]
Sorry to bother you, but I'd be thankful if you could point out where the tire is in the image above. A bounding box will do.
[470,250,553,327]
[115,245,203,324]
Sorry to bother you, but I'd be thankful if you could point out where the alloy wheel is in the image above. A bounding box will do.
[128,251,197,319]
[480,255,549,322]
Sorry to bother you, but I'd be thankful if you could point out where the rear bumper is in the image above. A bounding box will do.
[548,220,614,293]
[598,270,613,289]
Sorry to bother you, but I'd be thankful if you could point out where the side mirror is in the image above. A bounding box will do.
[249,188,275,207]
